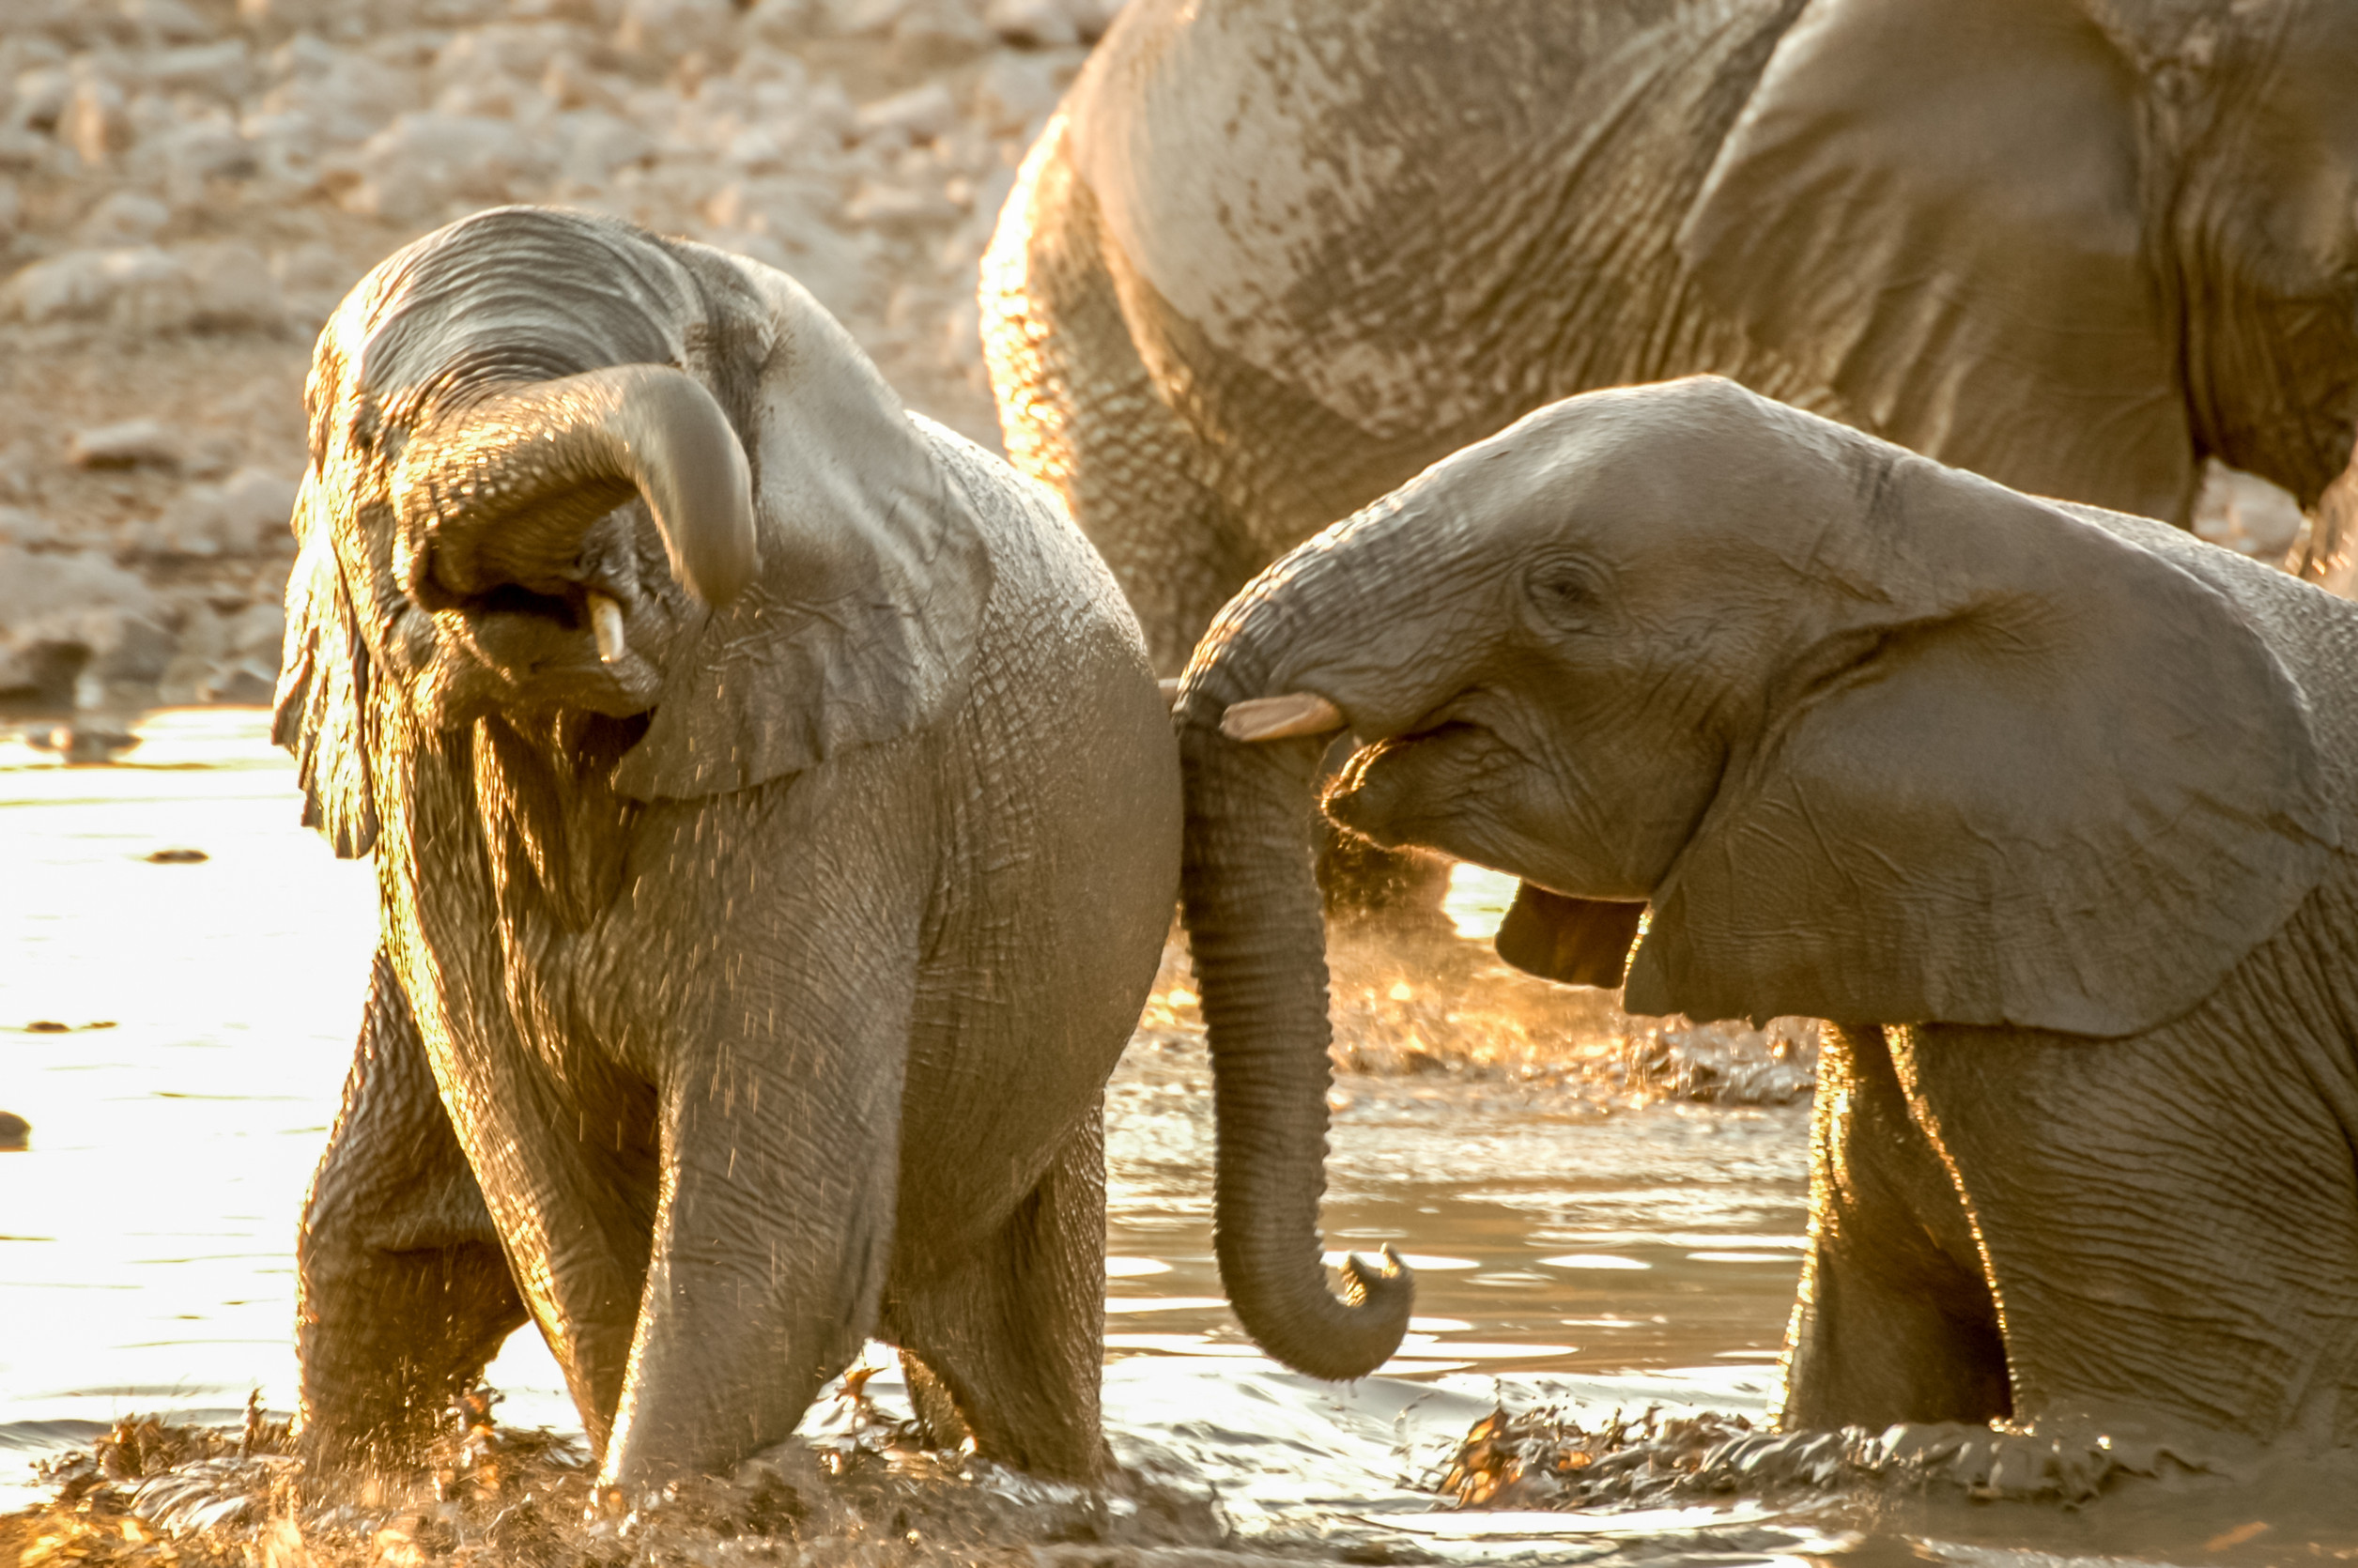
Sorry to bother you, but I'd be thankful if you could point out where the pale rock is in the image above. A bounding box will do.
[77,189,171,244]
[0,545,164,700]
[3,246,198,331]
[744,0,825,47]
[10,67,74,133]
[937,290,980,373]
[116,0,216,46]
[154,114,258,191]
[177,240,284,330]
[238,108,320,182]
[411,0,509,27]
[67,419,180,469]
[845,176,960,227]
[539,52,625,113]
[855,81,955,146]
[615,0,738,60]
[338,111,553,221]
[554,108,655,185]
[0,506,62,547]
[0,177,17,237]
[983,0,1075,49]
[62,74,132,164]
[972,50,1060,136]
[140,40,252,101]
[431,23,569,89]
[889,0,993,57]
[135,469,292,556]
[837,0,913,36]
[259,42,421,144]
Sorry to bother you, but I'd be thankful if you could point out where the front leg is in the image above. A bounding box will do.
[298,949,530,1468]
[599,807,925,1492]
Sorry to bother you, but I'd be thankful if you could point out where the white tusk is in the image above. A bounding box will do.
[588,592,626,665]
[1158,677,1182,710]
[1221,691,1346,743]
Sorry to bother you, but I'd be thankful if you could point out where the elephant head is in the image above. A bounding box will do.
[1679,0,2358,571]
[274,206,990,855]
[1177,376,2337,1380]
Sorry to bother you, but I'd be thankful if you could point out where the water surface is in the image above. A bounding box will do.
[2,712,1838,1559]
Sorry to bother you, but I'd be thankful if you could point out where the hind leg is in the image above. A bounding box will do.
[298,949,529,1467]
[888,1108,1109,1481]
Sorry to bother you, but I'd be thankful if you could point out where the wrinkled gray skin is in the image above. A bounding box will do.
[283,207,1179,1492]
[986,0,2358,680]
[1177,377,2358,1459]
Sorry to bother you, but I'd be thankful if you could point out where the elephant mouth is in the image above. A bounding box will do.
[1324,719,1492,846]
[441,563,667,714]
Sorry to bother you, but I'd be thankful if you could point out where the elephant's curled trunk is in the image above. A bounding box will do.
[393,363,758,607]
[1178,643,1413,1382]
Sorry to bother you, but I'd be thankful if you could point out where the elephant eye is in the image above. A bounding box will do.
[1524,558,1605,630]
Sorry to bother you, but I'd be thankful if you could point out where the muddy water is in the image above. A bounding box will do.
[5,712,2293,1564]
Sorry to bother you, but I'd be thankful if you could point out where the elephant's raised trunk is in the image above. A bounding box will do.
[393,363,758,608]
[1177,605,1414,1382]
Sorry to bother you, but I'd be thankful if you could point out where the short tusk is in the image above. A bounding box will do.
[588,592,626,665]
[1158,677,1181,710]
[1221,691,1346,743]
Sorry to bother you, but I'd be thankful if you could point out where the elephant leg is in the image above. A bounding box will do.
[298,948,530,1468]
[886,1107,1110,1483]
[1896,1020,2358,1451]
[1777,1026,2010,1431]
[982,128,1263,677]
[596,894,922,1492]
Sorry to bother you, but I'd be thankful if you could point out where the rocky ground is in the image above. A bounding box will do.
[0,0,1114,731]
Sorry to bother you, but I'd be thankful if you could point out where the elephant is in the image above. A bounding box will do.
[1172,375,2358,1463]
[982,0,2358,683]
[280,205,1179,1492]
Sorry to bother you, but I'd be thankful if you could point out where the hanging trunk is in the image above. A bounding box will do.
[1176,628,1413,1382]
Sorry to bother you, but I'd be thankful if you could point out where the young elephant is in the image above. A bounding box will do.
[1177,377,2358,1461]
[283,207,1179,1490]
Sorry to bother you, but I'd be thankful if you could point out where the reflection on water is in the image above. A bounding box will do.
[3,711,1823,1553]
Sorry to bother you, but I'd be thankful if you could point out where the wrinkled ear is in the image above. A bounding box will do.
[272,478,379,858]
[1494,884,1644,990]
[1679,0,2195,519]
[1625,454,2336,1038]
[612,406,994,801]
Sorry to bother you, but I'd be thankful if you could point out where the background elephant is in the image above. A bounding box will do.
[1173,376,2358,1460]
[983,0,2358,680]
[282,206,1179,1490]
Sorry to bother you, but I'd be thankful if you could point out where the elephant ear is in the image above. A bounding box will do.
[1494,885,1643,990]
[1678,0,2195,520]
[610,350,994,802]
[272,477,379,859]
[1624,453,2337,1038]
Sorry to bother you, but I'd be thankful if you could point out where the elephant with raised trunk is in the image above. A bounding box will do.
[1176,377,2358,1460]
[283,207,1179,1491]
[987,0,2358,682]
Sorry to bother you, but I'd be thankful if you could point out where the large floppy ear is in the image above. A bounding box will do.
[1678,0,2196,520]
[609,336,994,800]
[1624,453,2336,1038]
[271,476,379,859]
[1494,885,1643,990]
